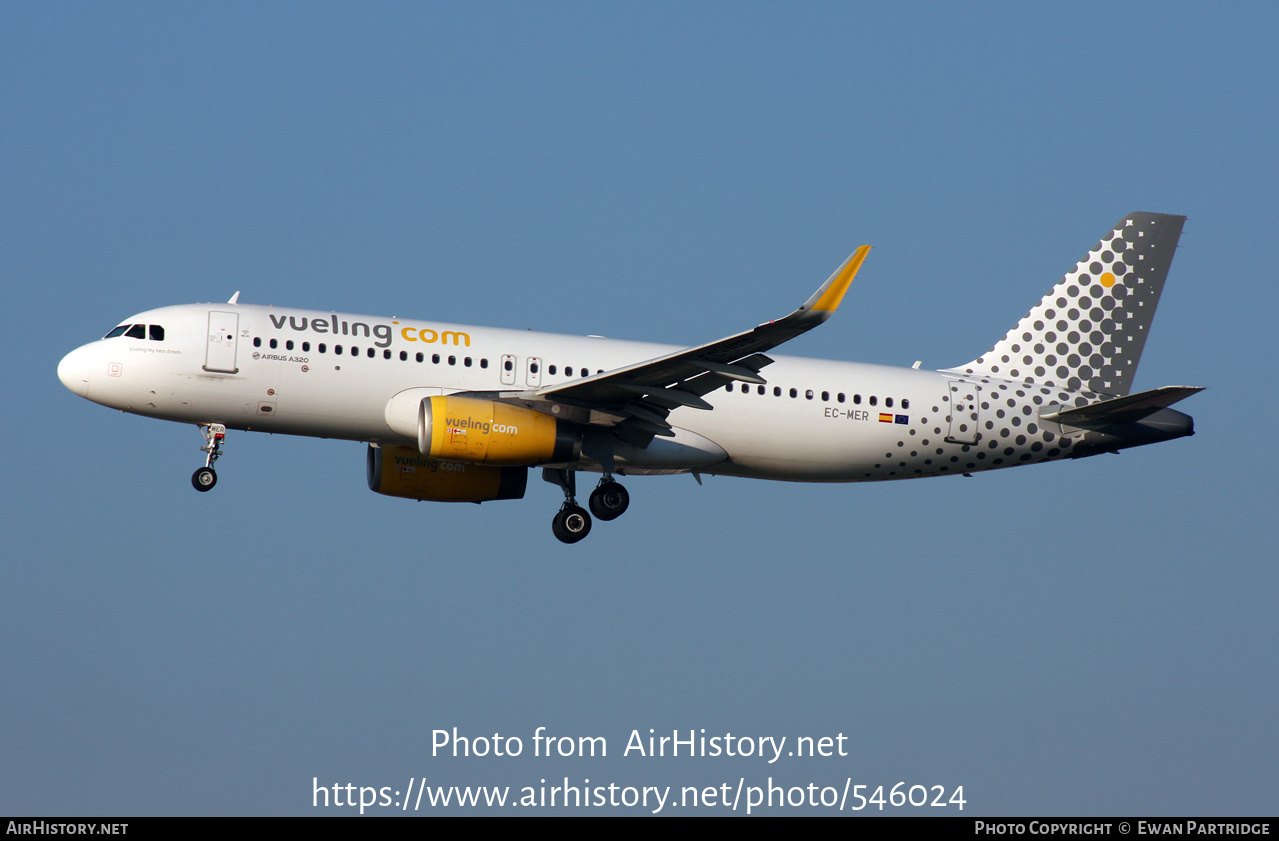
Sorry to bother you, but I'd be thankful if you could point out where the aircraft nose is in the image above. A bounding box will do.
[58,345,94,398]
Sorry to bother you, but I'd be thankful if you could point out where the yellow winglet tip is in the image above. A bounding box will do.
[810,245,870,312]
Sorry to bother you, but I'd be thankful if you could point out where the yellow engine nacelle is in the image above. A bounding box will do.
[367,445,527,503]
[418,396,581,466]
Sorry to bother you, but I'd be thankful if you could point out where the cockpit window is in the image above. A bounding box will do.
[104,323,165,340]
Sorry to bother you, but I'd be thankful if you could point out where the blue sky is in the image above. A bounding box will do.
[4,3,1276,815]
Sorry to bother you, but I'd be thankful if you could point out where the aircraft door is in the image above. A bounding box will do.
[946,380,981,444]
[525,356,542,387]
[204,311,239,374]
[500,354,517,386]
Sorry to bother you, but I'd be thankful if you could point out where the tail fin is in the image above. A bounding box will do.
[952,212,1185,396]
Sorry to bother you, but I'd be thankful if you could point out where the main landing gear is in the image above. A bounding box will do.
[552,504,592,544]
[191,423,227,492]
[543,469,632,544]
[589,478,629,521]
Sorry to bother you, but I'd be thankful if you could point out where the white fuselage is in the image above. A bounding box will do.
[58,302,1110,483]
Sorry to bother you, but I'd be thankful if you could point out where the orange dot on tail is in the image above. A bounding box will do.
[1100,271,1116,288]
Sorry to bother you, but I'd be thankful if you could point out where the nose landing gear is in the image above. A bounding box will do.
[191,423,227,492]
[191,466,217,491]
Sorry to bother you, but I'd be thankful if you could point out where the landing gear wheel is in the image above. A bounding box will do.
[589,480,630,521]
[194,424,227,492]
[191,466,217,492]
[552,505,592,544]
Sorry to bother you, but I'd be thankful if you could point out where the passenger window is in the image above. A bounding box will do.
[336,345,343,355]
[837,393,845,403]
[449,356,456,366]
[126,325,146,339]
[854,394,862,404]
[886,397,893,408]
[149,325,165,341]
[549,365,558,376]
[789,388,797,398]
[383,350,390,359]
[286,340,294,351]
[416,352,423,362]
[504,359,514,371]
[319,344,327,353]
[269,338,278,349]
[757,386,765,395]
[774,387,781,396]
[821,391,829,402]
[433,354,440,364]
[902,398,910,409]
[465,357,472,367]
[302,342,310,352]
[253,337,261,347]
[400,351,408,361]
[480,358,488,369]
[869,396,877,406]
[368,348,376,358]
[805,389,814,400]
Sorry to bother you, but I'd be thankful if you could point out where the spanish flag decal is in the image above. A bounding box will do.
[879,413,893,423]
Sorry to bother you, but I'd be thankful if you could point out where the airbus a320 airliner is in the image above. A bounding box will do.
[58,212,1200,543]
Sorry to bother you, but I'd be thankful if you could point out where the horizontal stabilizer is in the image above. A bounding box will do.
[1041,385,1203,427]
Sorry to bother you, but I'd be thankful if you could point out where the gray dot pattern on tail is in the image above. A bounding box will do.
[958,213,1184,397]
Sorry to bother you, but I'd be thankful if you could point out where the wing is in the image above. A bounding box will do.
[519,246,870,445]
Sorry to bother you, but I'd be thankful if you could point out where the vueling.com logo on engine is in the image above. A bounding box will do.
[392,454,466,473]
[445,416,519,435]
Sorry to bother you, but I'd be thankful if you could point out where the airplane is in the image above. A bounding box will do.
[57,212,1201,543]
